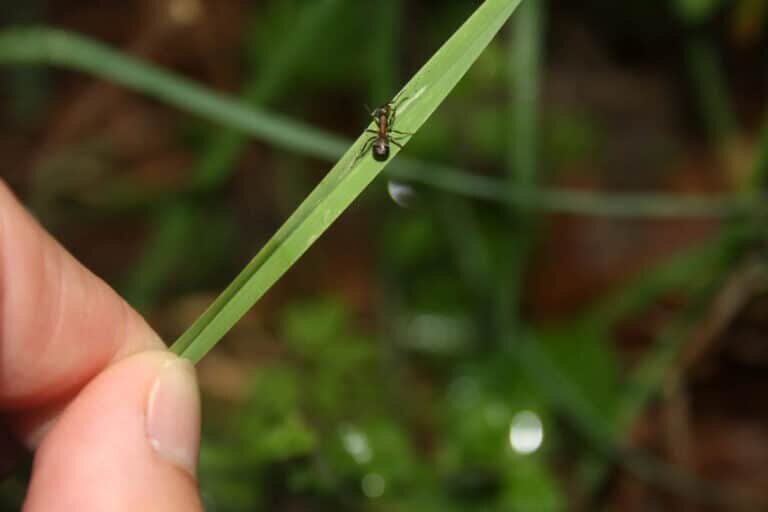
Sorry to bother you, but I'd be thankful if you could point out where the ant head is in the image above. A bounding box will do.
[373,139,390,161]
[371,107,386,119]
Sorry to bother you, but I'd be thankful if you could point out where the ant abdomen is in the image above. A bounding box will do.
[373,139,390,161]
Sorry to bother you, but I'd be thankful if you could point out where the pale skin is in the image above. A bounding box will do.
[0,180,203,511]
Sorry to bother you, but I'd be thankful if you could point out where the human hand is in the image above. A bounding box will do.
[0,181,203,511]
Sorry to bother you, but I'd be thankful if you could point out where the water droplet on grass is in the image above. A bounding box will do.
[388,180,418,208]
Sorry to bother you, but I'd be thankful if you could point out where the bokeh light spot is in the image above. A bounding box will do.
[340,425,373,465]
[361,473,386,498]
[508,410,543,454]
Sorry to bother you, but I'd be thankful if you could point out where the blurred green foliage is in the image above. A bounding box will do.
[200,299,420,510]
[674,0,725,23]
[1,0,766,509]
[200,298,565,511]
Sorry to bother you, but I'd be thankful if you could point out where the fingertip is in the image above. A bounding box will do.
[146,357,201,477]
[24,351,203,512]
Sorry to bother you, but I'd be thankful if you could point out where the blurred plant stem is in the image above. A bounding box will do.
[685,37,736,147]
[581,236,732,329]
[368,0,401,104]
[190,0,347,191]
[575,223,761,504]
[682,16,747,191]
[749,116,768,189]
[94,163,759,219]
[619,255,767,433]
[122,202,200,307]
[435,195,492,300]
[0,26,758,221]
[0,2,48,124]
[498,0,544,333]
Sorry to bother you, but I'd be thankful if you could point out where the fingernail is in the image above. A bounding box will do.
[146,357,200,477]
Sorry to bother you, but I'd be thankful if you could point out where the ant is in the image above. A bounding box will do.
[355,96,412,164]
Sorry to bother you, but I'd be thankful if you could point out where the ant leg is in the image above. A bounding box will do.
[359,137,376,157]
[390,129,413,136]
[390,133,411,143]
[366,129,378,135]
[364,104,383,122]
[390,139,405,150]
[353,136,376,164]
[388,97,412,130]
[391,93,410,109]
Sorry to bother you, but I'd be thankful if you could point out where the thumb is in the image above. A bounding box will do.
[24,351,202,512]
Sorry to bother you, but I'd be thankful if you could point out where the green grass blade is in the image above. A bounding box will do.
[500,0,544,332]
[171,0,524,362]
[367,0,401,102]
[0,26,349,160]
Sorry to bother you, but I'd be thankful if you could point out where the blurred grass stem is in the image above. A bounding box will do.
[0,26,756,221]
[499,0,544,333]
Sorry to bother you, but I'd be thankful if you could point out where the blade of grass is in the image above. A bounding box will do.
[367,0,401,104]
[0,26,349,159]
[170,0,525,362]
[579,235,733,329]
[685,36,736,145]
[499,0,544,332]
[0,26,758,220]
[508,0,542,188]
[98,160,760,219]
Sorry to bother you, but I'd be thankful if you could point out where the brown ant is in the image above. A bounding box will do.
[355,96,412,164]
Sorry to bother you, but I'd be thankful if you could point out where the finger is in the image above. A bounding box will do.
[0,181,164,442]
[24,350,202,512]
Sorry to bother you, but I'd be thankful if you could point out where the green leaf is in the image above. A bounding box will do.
[170,0,524,362]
